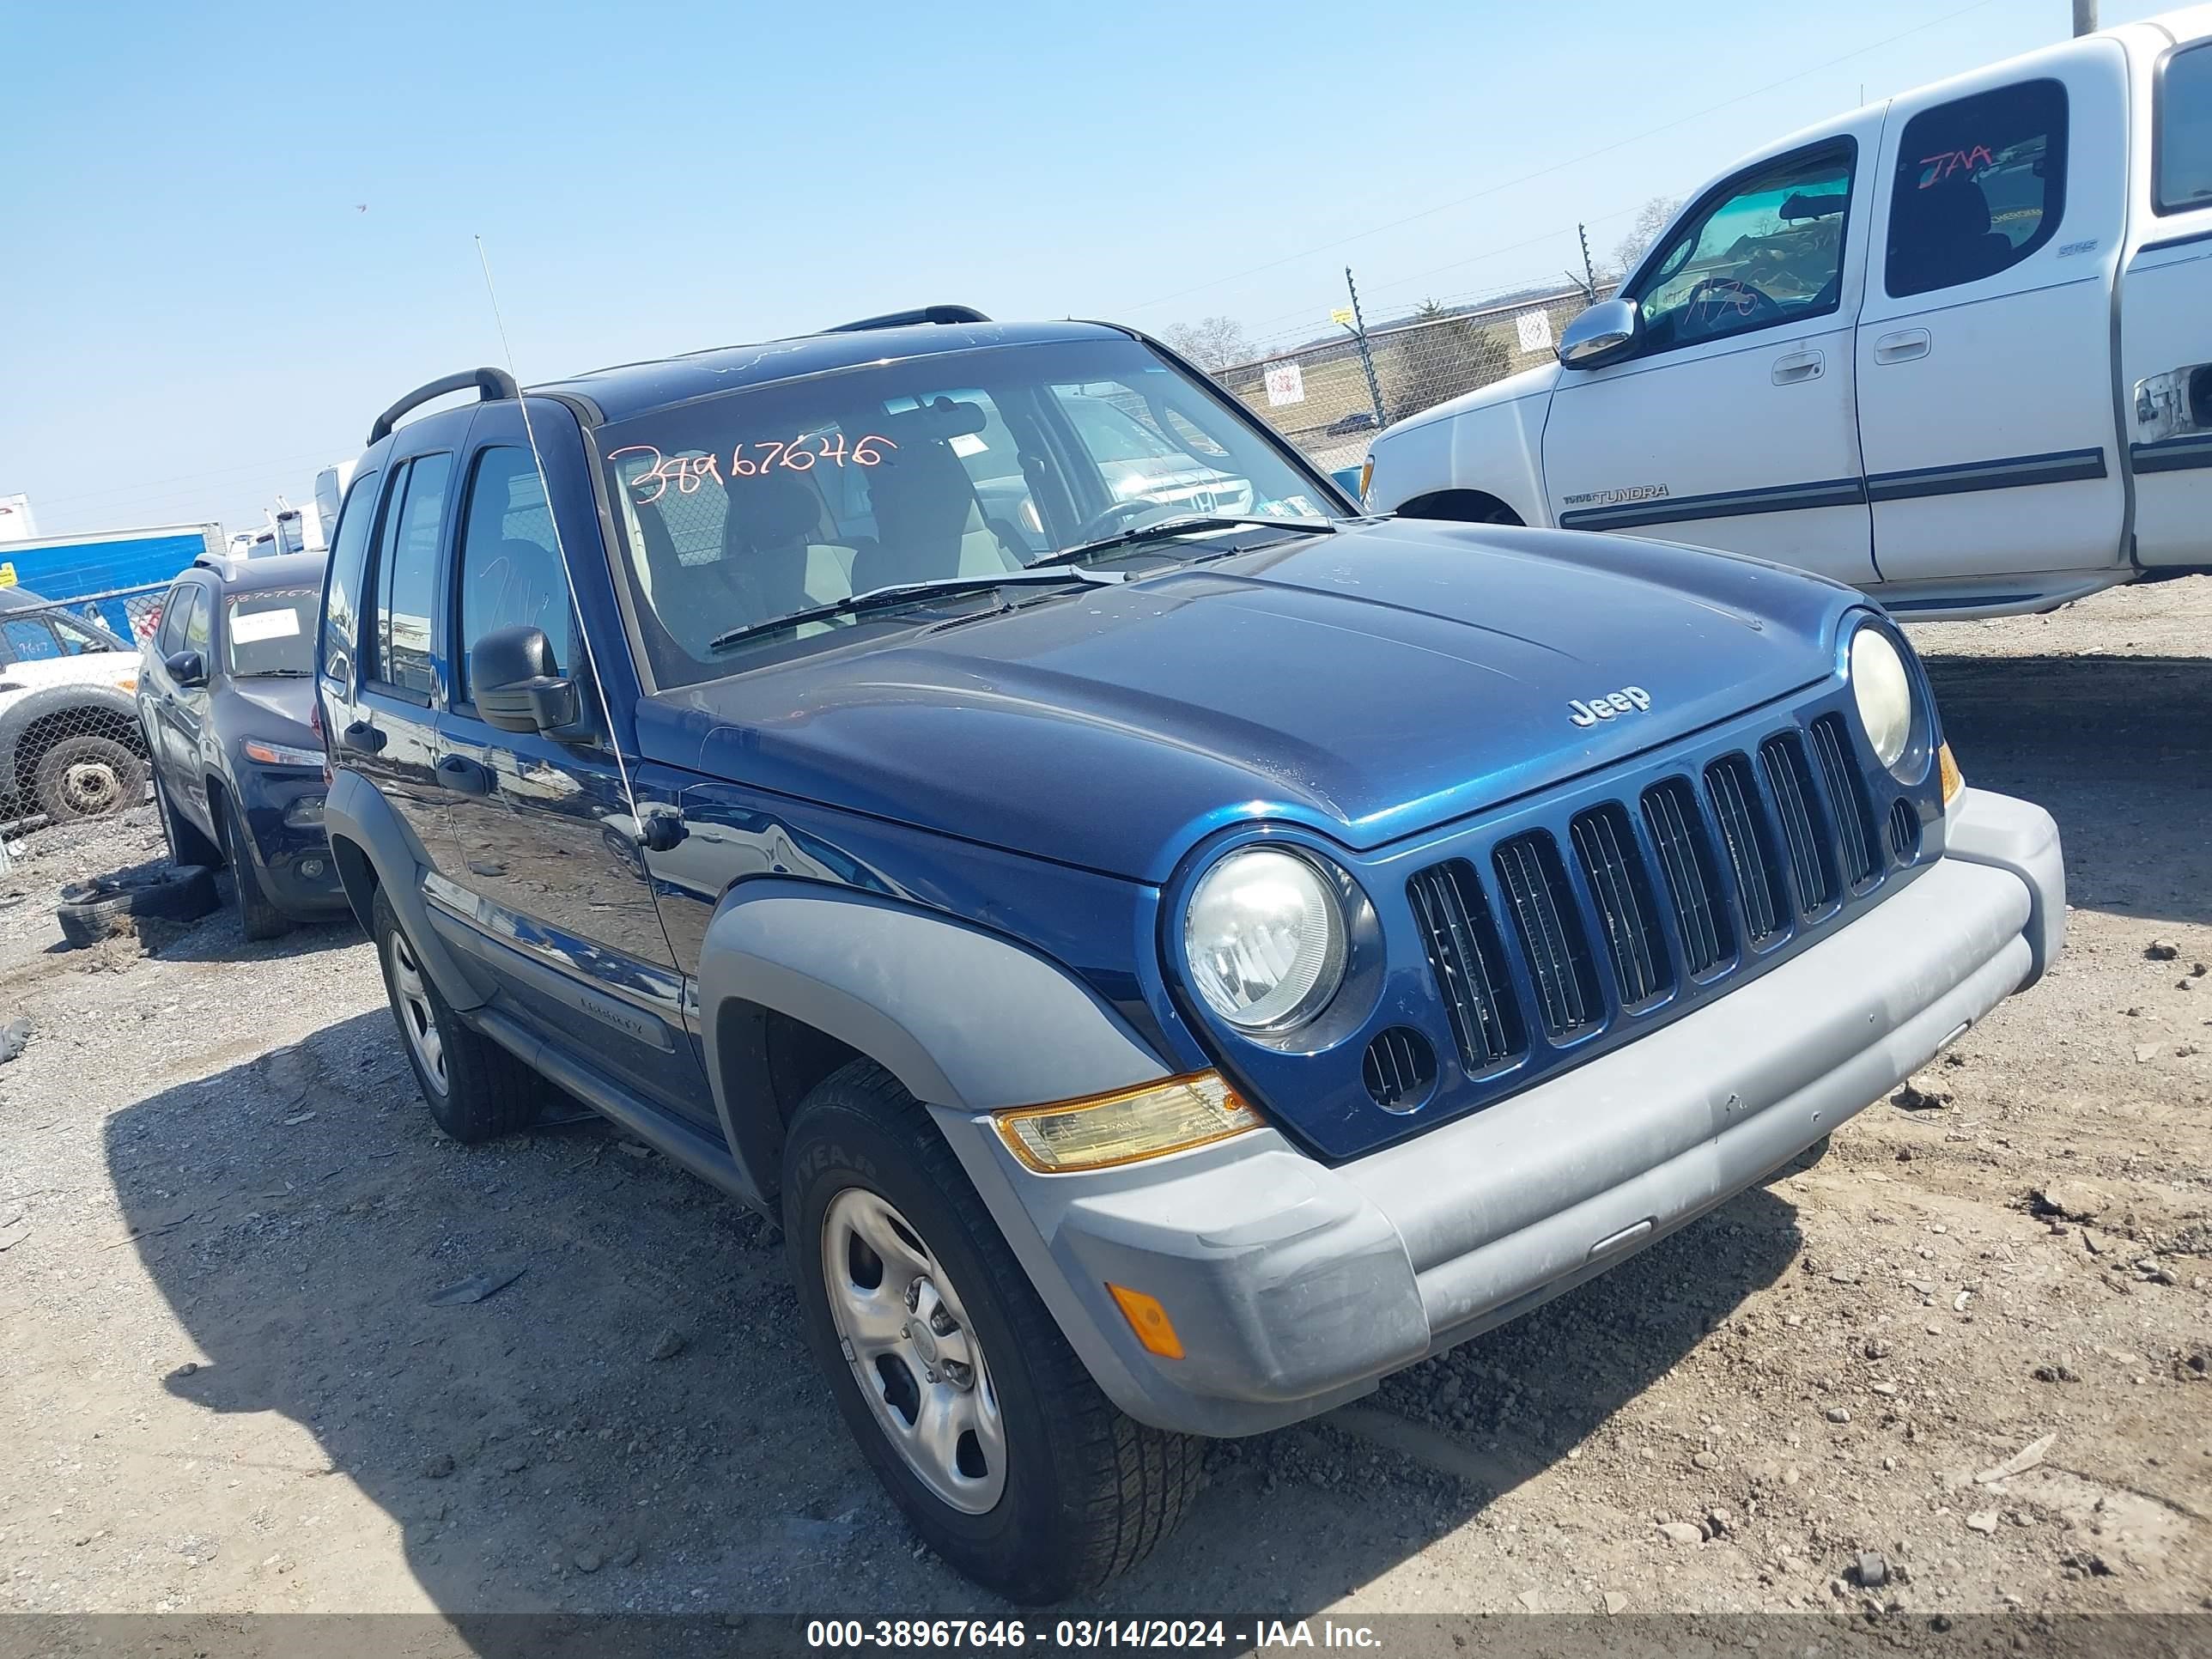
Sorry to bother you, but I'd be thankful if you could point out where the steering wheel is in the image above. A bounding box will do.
[1069,496,1182,545]
[1680,276,1781,337]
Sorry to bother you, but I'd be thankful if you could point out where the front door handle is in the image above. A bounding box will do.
[1874,328,1930,364]
[1771,349,1825,386]
[435,755,493,797]
[339,720,386,755]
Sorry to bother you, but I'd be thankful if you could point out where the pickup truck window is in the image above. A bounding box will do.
[1887,79,2067,298]
[2159,41,2212,214]
[1633,144,1853,356]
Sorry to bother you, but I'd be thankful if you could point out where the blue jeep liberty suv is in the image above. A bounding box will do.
[315,308,2064,1602]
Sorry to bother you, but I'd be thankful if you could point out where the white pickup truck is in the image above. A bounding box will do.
[1363,7,2212,619]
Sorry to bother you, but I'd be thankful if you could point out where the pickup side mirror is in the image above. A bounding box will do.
[164,649,208,688]
[1558,297,1642,369]
[471,625,592,740]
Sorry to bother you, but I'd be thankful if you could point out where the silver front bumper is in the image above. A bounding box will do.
[936,788,2063,1437]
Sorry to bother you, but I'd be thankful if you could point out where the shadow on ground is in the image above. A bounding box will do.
[107,1008,1802,1627]
[1919,652,2212,928]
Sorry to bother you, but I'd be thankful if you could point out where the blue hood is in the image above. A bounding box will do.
[637,520,1857,884]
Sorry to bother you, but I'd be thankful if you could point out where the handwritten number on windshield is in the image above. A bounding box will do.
[611,436,899,503]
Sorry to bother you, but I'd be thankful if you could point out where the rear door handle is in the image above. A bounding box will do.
[1771,349,1824,385]
[1874,329,1930,364]
[339,720,386,755]
[435,755,493,797]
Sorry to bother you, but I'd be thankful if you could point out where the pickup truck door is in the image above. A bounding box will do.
[2123,34,2212,568]
[1542,127,1877,587]
[1854,41,2131,592]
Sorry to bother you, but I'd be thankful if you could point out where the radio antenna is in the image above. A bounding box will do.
[472,234,647,835]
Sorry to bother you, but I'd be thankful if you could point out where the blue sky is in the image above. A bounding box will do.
[0,0,2171,543]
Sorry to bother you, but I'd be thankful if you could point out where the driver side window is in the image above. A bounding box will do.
[1634,143,1855,356]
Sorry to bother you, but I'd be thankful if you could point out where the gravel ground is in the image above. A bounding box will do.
[0,578,2207,1632]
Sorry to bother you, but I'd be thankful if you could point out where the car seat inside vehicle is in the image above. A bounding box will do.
[851,399,1025,593]
[1889,176,2014,294]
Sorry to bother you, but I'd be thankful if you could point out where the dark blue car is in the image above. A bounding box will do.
[138,552,349,938]
[315,310,2063,1602]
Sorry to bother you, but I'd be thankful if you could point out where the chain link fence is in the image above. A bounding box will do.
[1,585,167,862]
[1211,282,1616,480]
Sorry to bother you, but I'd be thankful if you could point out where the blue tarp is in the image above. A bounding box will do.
[0,527,215,599]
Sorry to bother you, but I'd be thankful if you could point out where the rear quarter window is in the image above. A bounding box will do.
[2159,41,2212,214]
[1886,78,2068,298]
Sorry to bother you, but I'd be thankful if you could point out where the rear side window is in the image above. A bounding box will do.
[453,447,577,702]
[2159,41,2212,213]
[371,453,453,698]
[3,618,59,662]
[320,465,382,685]
[1887,78,2068,298]
[52,615,112,655]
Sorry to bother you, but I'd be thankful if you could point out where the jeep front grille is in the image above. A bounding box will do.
[1571,804,1668,1006]
[1404,706,1918,1088]
[1406,859,1523,1073]
[1492,831,1602,1038]
[1760,731,1835,916]
[1809,714,1880,887]
[1643,776,1732,974]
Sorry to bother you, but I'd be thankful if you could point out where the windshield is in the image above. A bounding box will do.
[597,337,1339,684]
[224,587,317,677]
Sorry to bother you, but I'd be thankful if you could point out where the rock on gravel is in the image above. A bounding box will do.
[1855,1551,1889,1588]
[1966,1510,2000,1535]
[646,1328,688,1362]
[2032,1180,2113,1221]
[1657,1522,1704,1546]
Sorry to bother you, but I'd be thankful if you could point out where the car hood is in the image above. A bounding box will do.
[219,678,319,748]
[638,520,1856,884]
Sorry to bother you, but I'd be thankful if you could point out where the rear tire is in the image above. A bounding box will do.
[33,733,146,821]
[369,886,543,1142]
[218,792,292,942]
[783,1060,1204,1603]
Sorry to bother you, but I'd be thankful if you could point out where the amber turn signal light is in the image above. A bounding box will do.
[1938,741,1964,805]
[1107,1284,1185,1359]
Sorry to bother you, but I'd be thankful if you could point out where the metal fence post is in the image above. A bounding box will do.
[1344,267,1389,430]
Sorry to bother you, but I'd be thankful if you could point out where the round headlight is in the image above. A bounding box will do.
[1183,848,1346,1032]
[1849,624,1914,772]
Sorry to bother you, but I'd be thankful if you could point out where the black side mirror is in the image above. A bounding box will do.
[472,625,592,740]
[164,649,208,687]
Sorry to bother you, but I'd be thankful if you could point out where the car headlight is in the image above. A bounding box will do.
[1183,847,1346,1032]
[1848,625,1914,773]
[242,738,325,769]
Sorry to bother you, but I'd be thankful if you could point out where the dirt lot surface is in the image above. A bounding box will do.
[1,578,2208,1638]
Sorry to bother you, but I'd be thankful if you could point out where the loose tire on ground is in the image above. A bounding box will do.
[55,864,218,948]
[369,886,543,1142]
[219,792,293,942]
[783,1060,1204,1603]
[33,733,147,822]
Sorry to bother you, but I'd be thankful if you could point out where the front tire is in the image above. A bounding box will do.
[783,1060,1204,1603]
[218,792,292,942]
[369,886,542,1142]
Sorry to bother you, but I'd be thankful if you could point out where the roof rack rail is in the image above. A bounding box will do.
[368,366,520,447]
[823,305,991,333]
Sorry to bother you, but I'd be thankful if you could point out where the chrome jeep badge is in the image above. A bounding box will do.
[1568,685,1653,727]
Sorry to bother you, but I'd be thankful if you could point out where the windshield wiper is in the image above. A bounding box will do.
[707,568,1121,654]
[1029,514,1339,570]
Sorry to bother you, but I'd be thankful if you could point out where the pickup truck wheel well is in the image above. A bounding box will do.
[1396,489,1522,526]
